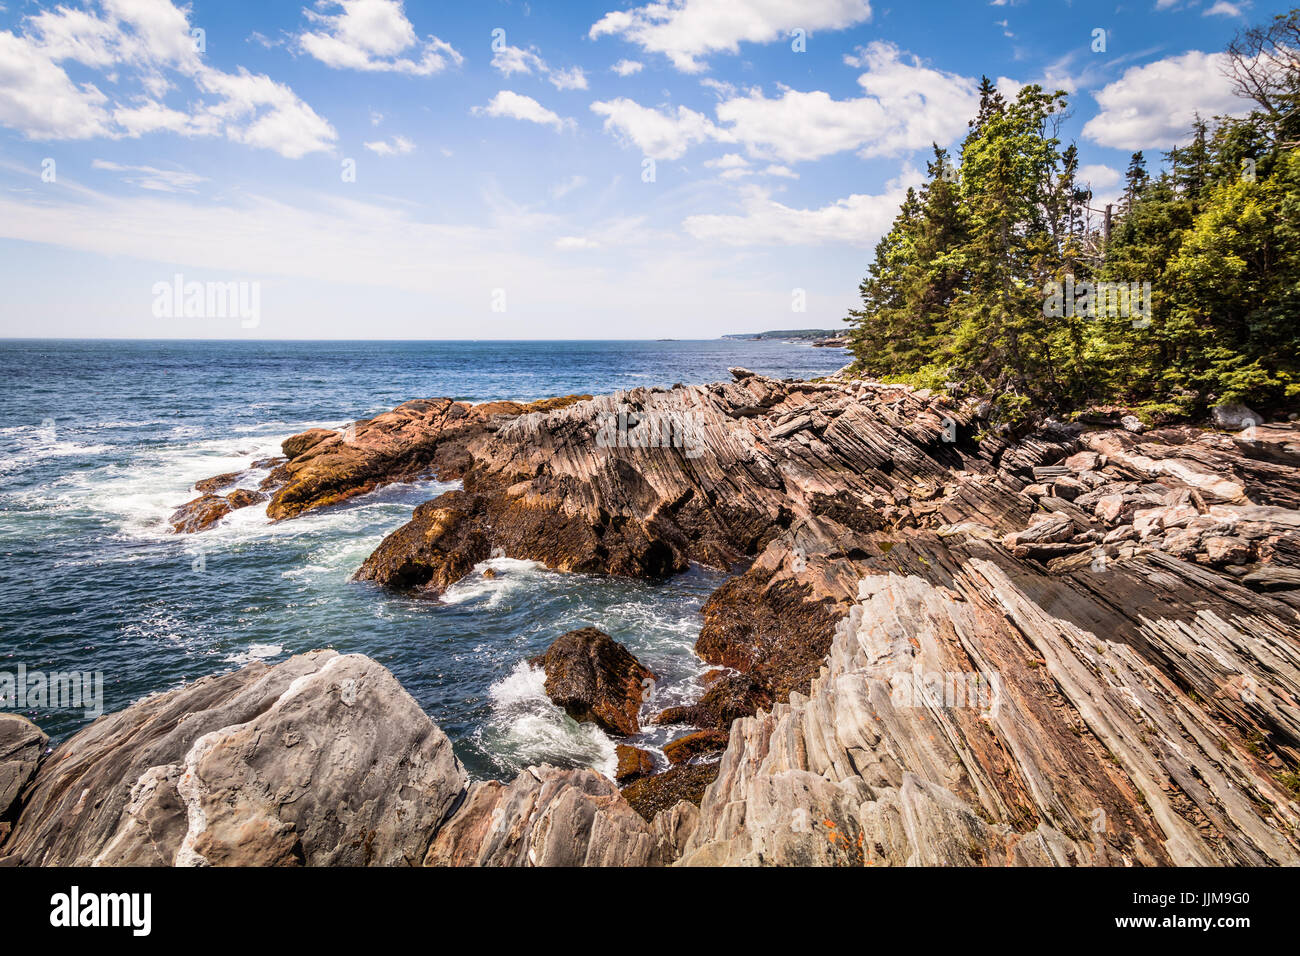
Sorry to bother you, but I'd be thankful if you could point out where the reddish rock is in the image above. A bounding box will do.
[614,745,656,783]
[169,494,231,533]
[225,488,267,509]
[528,628,655,737]
[281,428,337,459]
[194,471,240,494]
[1202,535,1252,566]
[663,729,729,765]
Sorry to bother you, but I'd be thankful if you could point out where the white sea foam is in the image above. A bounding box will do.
[440,557,549,607]
[224,643,284,665]
[482,661,617,778]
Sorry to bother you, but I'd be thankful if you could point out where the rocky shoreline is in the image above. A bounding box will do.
[3,368,1298,866]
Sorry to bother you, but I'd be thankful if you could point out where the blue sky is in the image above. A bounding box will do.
[0,0,1287,339]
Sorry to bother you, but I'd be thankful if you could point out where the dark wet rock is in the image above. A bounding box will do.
[225,488,267,509]
[528,628,655,737]
[653,673,774,730]
[621,763,720,823]
[663,729,729,765]
[194,471,240,494]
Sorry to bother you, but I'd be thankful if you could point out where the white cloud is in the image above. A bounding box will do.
[0,30,114,139]
[298,0,462,75]
[490,42,588,90]
[592,42,977,164]
[590,0,872,73]
[473,91,572,131]
[196,67,336,158]
[611,58,643,76]
[683,168,922,245]
[1082,51,1247,150]
[364,134,415,155]
[1077,164,1121,190]
[1203,1,1244,15]
[0,0,337,157]
[590,98,725,159]
[91,158,205,192]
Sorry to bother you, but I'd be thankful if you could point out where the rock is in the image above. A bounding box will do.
[1212,403,1262,431]
[528,628,655,736]
[169,494,231,533]
[1202,535,1252,566]
[1051,476,1087,501]
[1121,415,1145,434]
[615,745,656,783]
[653,673,774,730]
[425,765,656,866]
[281,427,337,459]
[194,472,240,494]
[1064,452,1100,473]
[169,487,267,532]
[663,729,730,765]
[225,488,267,509]
[1002,513,1074,549]
[2,652,467,866]
[728,367,755,381]
[1162,528,1203,559]
[0,714,47,839]
[621,762,720,822]
[1242,566,1300,591]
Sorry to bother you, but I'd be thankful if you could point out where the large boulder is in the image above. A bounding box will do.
[529,628,655,737]
[0,714,47,842]
[281,428,337,460]
[1,652,467,866]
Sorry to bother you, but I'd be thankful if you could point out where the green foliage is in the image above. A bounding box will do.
[845,9,1300,421]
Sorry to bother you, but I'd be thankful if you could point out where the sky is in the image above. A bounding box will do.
[0,0,1288,340]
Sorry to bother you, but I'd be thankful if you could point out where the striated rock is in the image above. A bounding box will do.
[529,628,655,736]
[176,395,591,532]
[1,652,467,866]
[614,745,656,783]
[1203,535,1251,566]
[425,765,656,867]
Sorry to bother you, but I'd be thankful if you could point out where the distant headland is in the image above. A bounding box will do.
[721,328,848,347]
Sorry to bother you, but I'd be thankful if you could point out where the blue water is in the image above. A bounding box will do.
[0,339,848,778]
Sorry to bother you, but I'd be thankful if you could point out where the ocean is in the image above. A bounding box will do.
[0,338,848,779]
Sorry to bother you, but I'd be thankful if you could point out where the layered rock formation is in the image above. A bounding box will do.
[9,369,1299,867]
[354,369,1300,865]
[172,394,589,532]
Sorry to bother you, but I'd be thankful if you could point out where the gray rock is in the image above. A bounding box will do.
[4,652,467,866]
[0,714,47,837]
[1211,403,1262,431]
